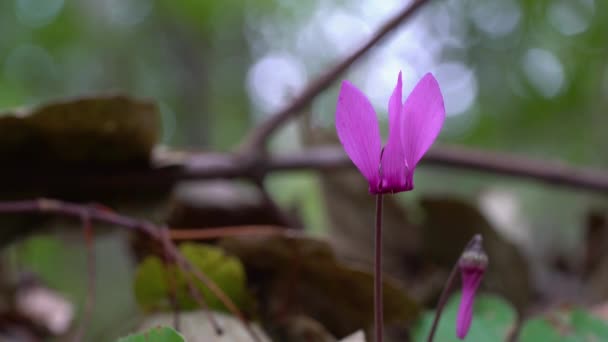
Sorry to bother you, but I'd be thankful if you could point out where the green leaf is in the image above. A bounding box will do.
[133,243,248,313]
[117,326,184,342]
[411,294,516,342]
[519,308,608,341]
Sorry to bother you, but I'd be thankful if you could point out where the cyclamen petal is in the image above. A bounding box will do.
[336,81,382,193]
[380,71,410,192]
[400,73,445,174]
[456,242,488,340]
[456,265,484,339]
[335,72,444,194]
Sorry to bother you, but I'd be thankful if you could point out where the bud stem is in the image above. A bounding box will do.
[427,260,459,342]
[427,234,483,342]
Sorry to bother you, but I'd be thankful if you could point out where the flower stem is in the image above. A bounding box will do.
[427,261,459,342]
[374,194,384,342]
[427,235,482,342]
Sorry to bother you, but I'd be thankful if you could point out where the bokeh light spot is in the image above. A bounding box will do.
[522,48,565,98]
[433,62,478,116]
[16,0,65,28]
[362,53,417,117]
[3,44,58,92]
[247,53,307,115]
[321,9,371,57]
[548,0,594,36]
[470,0,521,38]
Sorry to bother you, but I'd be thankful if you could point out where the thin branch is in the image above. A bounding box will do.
[3,145,607,194]
[179,146,608,193]
[270,146,608,193]
[0,199,258,342]
[242,0,432,152]
[169,225,285,241]
[139,146,608,194]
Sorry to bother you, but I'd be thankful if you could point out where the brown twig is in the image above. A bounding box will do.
[126,146,608,193]
[169,225,285,241]
[0,199,258,341]
[241,0,432,153]
[263,146,608,193]
[3,145,608,194]
[183,146,608,193]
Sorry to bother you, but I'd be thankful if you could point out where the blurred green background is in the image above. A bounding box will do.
[1,0,607,339]
[2,0,606,156]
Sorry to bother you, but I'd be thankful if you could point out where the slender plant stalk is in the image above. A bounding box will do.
[427,262,460,342]
[374,194,384,342]
[427,235,484,341]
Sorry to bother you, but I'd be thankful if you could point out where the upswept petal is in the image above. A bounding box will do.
[380,71,409,192]
[388,71,403,135]
[336,80,382,192]
[400,73,445,170]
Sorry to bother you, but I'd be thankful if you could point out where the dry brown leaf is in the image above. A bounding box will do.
[219,234,419,338]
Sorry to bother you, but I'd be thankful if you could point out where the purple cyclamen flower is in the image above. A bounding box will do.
[335,71,445,194]
[456,236,488,339]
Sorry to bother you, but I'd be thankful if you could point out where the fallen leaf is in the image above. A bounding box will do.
[273,315,336,342]
[138,311,270,342]
[0,95,159,164]
[219,234,419,338]
[339,330,365,342]
[320,169,424,291]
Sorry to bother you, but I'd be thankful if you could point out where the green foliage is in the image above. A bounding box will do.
[18,233,138,340]
[134,243,248,313]
[117,326,185,342]
[412,294,608,341]
[519,308,608,341]
[18,234,84,293]
[411,294,516,342]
